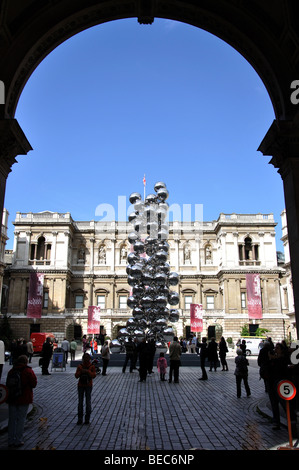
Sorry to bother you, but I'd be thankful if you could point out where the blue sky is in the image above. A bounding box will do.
[5,18,284,250]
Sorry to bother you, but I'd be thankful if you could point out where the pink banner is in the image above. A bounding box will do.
[190,304,203,332]
[87,306,101,334]
[246,273,262,319]
[27,272,44,318]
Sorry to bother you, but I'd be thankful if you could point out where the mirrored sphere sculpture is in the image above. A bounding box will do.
[117,182,180,351]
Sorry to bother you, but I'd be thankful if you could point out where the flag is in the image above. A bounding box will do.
[27,272,44,318]
[87,306,101,334]
[246,273,262,319]
[190,303,203,332]
[143,174,146,186]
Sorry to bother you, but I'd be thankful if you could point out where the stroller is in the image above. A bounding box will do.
[91,356,101,375]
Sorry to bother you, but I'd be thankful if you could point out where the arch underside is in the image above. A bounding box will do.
[0,1,298,121]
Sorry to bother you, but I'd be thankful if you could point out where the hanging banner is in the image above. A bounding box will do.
[246,273,263,319]
[190,303,203,332]
[27,272,44,318]
[87,306,101,334]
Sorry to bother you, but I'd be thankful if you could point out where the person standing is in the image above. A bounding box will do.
[75,353,96,425]
[41,337,53,375]
[219,337,229,371]
[27,339,34,363]
[147,338,156,375]
[157,352,167,381]
[70,338,77,361]
[101,340,110,376]
[122,337,136,373]
[168,336,182,383]
[198,337,208,381]
[137,338,150,382]
[0,339,5,381]
[208,337,218,371]
[61,338,70,364]
[234,349,251,398]
[6,355,37,447]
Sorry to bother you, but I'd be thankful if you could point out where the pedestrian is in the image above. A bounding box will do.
[41,336,53,375]
[219,337,229,371]
[70,338,77,361]
[101,340,110,376]
[61,337,70,364]
[208,337,218,371]
[27,339,34,363]
[198,337,208,380]
[75,353,96,425]
[168,336,182,383]
[234,348,251,398]
[6,355,37,447]
[82,334,88,353]
[239,339,247,355]
[147,338,156,375]
[157,352,167,381]
[137,338,150,382]
[122,337,136,373]
[0,338,4,381]
[93,338,98,354]
[266,342,291,430]
[257,340,271,392]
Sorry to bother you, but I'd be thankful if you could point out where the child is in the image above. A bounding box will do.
[157,352,167,381]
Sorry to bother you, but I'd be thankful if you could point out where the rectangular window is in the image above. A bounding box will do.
[97,295,106,309]
[206,295,214,309]
[119,295,127,309]
[241,292,246,309]
[184,295,192,310]
[75,295,84,309]
[43,291,49,309]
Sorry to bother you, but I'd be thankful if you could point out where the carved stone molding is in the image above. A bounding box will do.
[0,118,32,177]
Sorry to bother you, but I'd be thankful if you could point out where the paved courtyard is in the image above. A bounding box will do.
[0,353,297,454]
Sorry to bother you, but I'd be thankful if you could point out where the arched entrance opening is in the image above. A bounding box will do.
[0,3,298,341]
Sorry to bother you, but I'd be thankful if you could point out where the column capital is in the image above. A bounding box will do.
[0,119,32,177]
[258,119,299,179]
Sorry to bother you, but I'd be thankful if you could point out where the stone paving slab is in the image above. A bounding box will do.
[0,354,298,455]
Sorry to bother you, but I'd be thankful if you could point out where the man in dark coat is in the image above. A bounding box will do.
[41,337,53,375]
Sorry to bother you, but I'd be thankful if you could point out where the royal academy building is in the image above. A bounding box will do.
[1,210,296,344]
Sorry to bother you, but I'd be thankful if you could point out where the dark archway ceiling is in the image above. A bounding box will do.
[0,0,299,121]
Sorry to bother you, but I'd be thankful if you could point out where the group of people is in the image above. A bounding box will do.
[2,333,299,445]
[8,338,34,365]
[257,338,298,430]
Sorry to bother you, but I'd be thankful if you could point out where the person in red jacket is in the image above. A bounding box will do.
[6,354,37,447]
[75,353,96,424]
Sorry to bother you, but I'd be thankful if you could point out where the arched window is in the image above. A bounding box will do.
[30,236,51,264]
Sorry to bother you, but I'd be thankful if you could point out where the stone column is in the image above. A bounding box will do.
[259,119,299,337]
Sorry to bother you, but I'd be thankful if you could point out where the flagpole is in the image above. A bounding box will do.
[143,174,146,201]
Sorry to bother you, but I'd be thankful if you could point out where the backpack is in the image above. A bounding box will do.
[80,368,91,385]
[6,368,22,399]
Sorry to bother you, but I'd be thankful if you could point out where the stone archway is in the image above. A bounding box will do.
[0,1,299,335]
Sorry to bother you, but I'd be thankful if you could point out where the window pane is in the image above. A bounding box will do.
[43,291,49,308]
[97,295,106,309]
[119,295,127,309]
[184,295,192,309]
[241,292,246,309]
[206,295,214,309]
[75,295,84,309]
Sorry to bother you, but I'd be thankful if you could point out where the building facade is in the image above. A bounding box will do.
[1,210,296,344]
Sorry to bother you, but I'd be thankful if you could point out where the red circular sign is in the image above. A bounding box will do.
[277,380,297,401]
[0,384,8,404]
